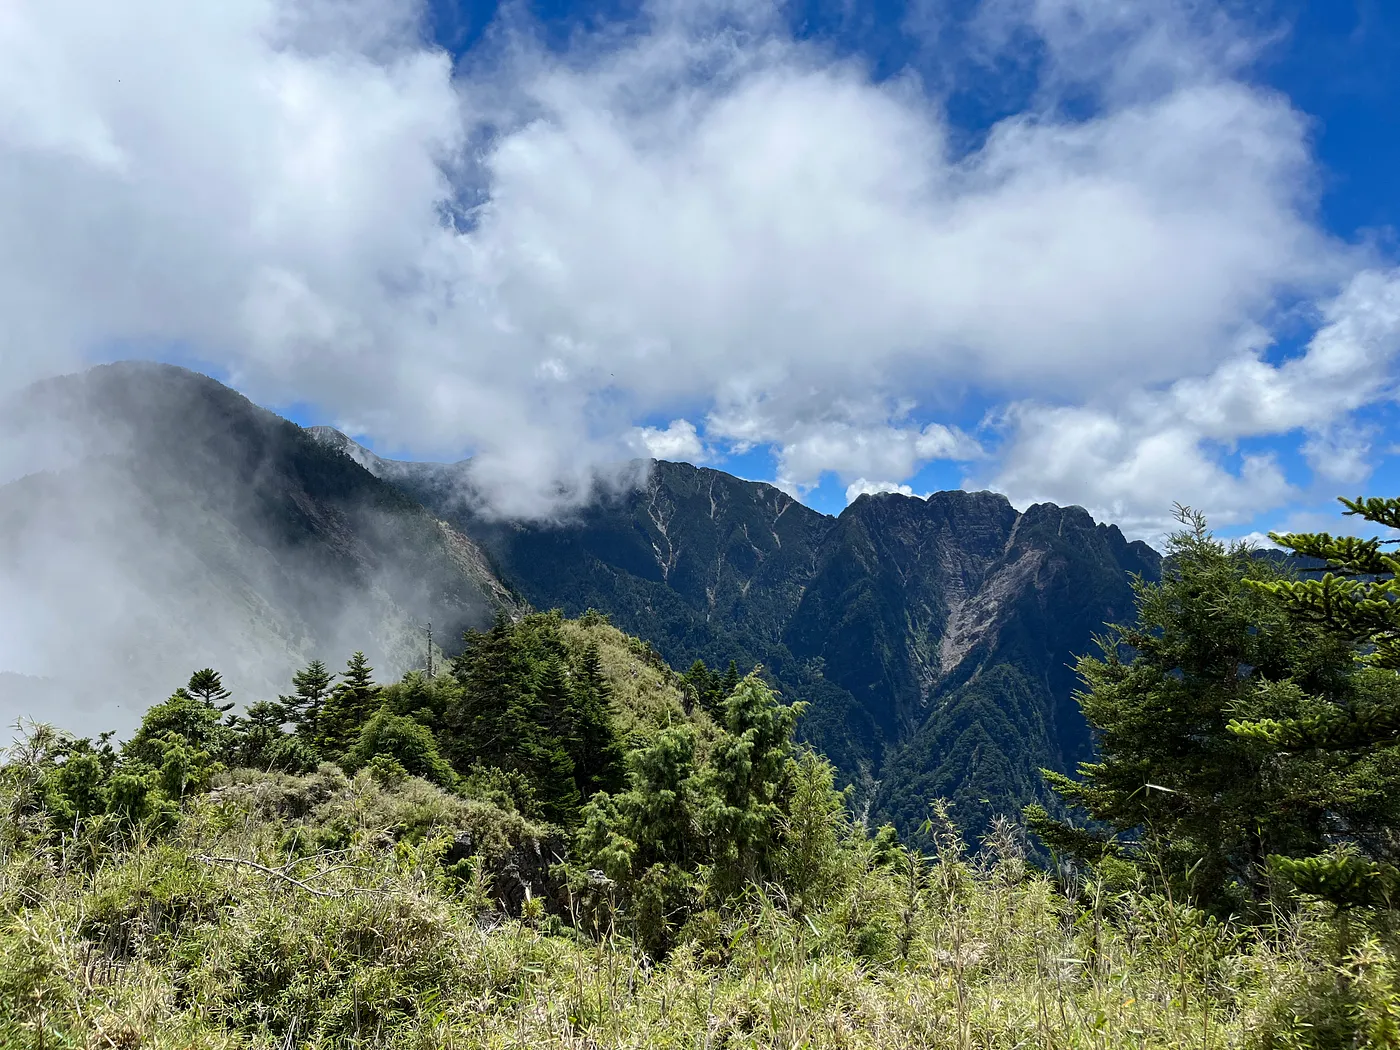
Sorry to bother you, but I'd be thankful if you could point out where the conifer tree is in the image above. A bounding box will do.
[1027,508,1359,911]
[528,655,582,821]
[682,660,719,715]
[283,659,334,742]
[316,652,381,758]
[347,709,458,789]
[186,668,234,712]
[702,672,805,897]
[445,615,528,771]
[567,642,625,797]
[719,660,741,702]
[1235,496,1400,907]
[578,725,704,881]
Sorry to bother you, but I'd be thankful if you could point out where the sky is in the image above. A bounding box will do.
[3,0,1400,541]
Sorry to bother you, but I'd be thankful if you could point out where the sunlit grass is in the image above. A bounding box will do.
[5,765,1395,1049]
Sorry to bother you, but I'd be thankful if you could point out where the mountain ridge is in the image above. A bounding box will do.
[304,423,1162,837]
[0,363,1162,838]
[0,363,516,734]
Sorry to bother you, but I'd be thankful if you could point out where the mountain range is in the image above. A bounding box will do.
[1,362,1163,837]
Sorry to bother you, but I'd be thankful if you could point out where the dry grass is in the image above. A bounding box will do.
[5,769,1395,1049]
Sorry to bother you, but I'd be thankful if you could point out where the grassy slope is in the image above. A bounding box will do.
[2,773,1377,1049]
[4,614,1395,1049]
[558,617,723,761]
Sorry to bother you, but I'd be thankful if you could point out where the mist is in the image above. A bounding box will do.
[0,362,505,740]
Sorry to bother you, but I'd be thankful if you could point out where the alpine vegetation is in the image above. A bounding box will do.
[5,498,1400,1048]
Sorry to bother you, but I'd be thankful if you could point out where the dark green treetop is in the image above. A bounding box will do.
[1027,507,1360,913]
[316,652,381,758]
[186,668,234,712]
[1234,495,1400,907]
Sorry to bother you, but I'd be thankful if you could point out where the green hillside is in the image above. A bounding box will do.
[6,583,1399,1049]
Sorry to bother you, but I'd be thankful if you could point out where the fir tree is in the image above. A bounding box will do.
[445,615,529,771]
[1235,495,1400,907]
[528,655,582,821]
[186,668,233,712]
[567,642,625,797]
[719,660,741,702]
[283,659,334,741]
[682,659,718,715]
[578,725,704,882]
[317,652,381,758]
[1026,508,1361,912]
[702,672,805,897]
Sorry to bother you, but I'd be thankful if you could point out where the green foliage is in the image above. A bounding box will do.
[5,610,1400,1049]
[186,667,234,711]
[702,672,805,897]
[1238,495,1400,910]
[681,657,743,717]
[1030,507,1363,913]
[123,684,230,771]
[443,612,626,824]
[224,699,318,772]
[282,657,335,742]
[316,651,381,758]
[573,673,822,949]
[347,709,458,790]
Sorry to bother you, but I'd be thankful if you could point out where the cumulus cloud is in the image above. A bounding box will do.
[984,268,1400,538]
[845,478,916,503]
[768,422,982,493]
[629,418,708,461]
[0,0,1385,528]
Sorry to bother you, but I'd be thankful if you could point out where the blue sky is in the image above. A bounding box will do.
[5,0,1400,539]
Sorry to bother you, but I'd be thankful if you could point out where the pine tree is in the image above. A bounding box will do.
[682,659,718,715]
[1236,496,1400,907]
[186,668,234,712]
[578,725,704,881]
[719,660,741,702]
[283,659,334,742]
[445,615,530,772]
[317,652,381,759]
[702,672,805,898]
[567,642,625,797]
[528,655,582,821]
[1026,507,1359,912]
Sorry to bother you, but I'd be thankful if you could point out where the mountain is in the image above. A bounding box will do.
[0,363,515,734]
[0,361,1163,839]
[318,429,1162,837]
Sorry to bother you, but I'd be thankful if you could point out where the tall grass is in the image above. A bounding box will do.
[3,764,1397,1049]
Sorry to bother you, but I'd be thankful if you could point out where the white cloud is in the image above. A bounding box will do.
[845,478,916,503]
[629,418,708,461]
[983,268,1400,539]
[760,420,981,493]
[0,0,1384,526]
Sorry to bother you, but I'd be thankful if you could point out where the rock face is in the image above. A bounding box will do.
[795,493,1159,837]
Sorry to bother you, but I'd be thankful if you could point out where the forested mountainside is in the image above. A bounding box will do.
[0,363,514,729]
[319,427,1160,840]
[0,360,1162,841]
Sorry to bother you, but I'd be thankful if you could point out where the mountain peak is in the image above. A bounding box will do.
[304,425,391,476]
